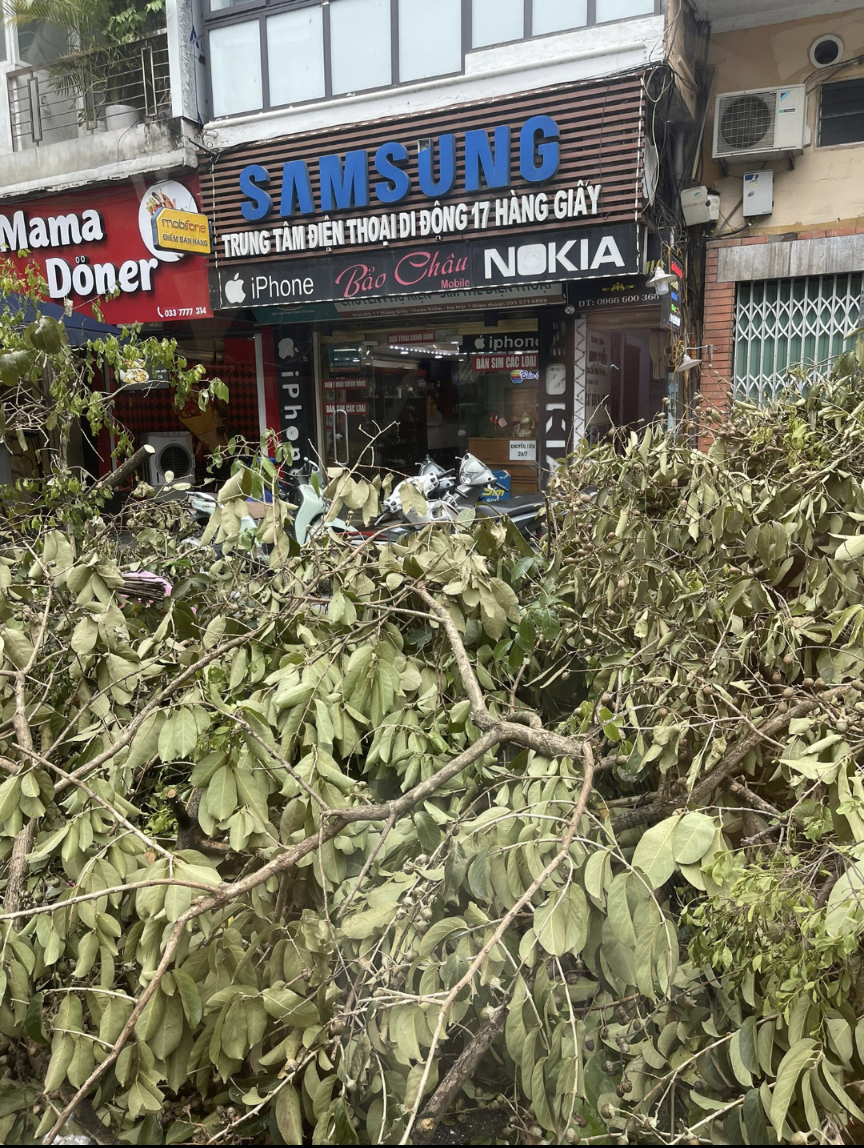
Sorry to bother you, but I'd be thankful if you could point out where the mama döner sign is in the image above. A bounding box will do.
[208,77,647,308]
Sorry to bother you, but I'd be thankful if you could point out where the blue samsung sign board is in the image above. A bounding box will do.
[238,117,561,222]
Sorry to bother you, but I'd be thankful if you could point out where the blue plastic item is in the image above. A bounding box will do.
[480,469,511,502]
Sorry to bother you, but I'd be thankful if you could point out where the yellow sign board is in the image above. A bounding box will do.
[154,209,211,255]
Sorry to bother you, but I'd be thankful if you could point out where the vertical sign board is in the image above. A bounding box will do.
[538,315,573,480]
[272,327,316,463]
[661,256,684,331]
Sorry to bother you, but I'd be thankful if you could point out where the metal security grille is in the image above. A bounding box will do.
[734,274,863,404]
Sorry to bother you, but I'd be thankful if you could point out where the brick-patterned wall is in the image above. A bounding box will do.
[701,239,738,418]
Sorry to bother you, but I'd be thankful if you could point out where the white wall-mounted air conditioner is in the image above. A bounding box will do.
[713,85,806,161]
[142,431,195,487]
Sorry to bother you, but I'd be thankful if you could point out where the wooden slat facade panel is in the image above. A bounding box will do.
[201,71,647,267]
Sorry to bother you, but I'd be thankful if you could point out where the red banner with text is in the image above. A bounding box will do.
[0,176,212,325]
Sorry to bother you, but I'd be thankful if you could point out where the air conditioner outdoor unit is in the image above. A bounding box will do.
[142,431,195,487]
[713,85,806,161]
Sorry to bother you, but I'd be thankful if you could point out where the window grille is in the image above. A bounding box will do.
[819,78,864,147]
[734,274,863,404]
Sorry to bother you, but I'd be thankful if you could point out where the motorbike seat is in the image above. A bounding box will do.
[475,495,545,517]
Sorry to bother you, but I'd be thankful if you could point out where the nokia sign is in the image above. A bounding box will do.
[212,224,641,310]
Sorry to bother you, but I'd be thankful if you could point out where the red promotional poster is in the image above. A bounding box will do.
[0,176,213,325]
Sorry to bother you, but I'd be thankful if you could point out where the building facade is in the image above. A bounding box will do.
[692,1,864,414]
[194,0,701,491]
[13,2,857,487]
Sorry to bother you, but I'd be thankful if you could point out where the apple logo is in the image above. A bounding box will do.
[224,273,246,305]
[278,337,296,360]
[475,335,485,350]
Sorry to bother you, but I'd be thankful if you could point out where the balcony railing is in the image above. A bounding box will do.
[7,31,171,151]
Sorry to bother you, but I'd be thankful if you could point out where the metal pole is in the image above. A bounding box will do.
[27,75,42,144]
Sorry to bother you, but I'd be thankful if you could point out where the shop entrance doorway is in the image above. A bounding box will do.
[319,324,541,493]
[584,320,668,442]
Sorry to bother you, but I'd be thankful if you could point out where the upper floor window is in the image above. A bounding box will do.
[206,0,661,119]
[819,78,864,147]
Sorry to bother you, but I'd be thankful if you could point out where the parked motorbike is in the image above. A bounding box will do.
[183,453,548,551]
[374,453,547,542]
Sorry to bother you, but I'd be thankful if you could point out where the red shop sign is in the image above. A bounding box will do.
[325,401,368,415]
[0,176,212,324]
[472,353,539,372]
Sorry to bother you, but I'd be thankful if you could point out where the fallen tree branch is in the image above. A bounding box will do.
[610,697,823,835]
[414,587,585,759]
[412,969,537,1145]
[412,1009,508,1145]
[41,725,503,1144]
[726,778,784,820]
[44,580,602,1144]
[0,878,225,922]
[4,582,53,912]
[91,443,155,493]
[403,739,597,1145]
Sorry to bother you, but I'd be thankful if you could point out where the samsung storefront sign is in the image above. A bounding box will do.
[204,75,649,311]
[238,117,561,222]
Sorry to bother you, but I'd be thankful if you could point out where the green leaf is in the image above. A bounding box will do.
[174,968,203,1028]
[1,626,34,669]
[203,615,227,650]
[534,884,588,956]
[341,904,396,940]
[125,711,166,772]
[43,1034,74,1092]
[835,535,864,562]
[275,1083,304,1143]
[164,882,193,922]
[24,993,48,1046]
[584,849,612,908]
[166,1121,197,1144]
[171,708,199,759]
[730,1027,753,1088]
[66,1035,95,1088]
[0,776,21,825]
[70,617,99,657]
[632,815,682,889]
[825,865,864,937]
[207,765,238,821]
[333,1096,359,1144]
[769,1039,818,1138]
[606,872,637,948]
[743,1087,768,1146]
[820,1059,864,1122]
[150,992,185,1061]
[738,1016,760,1075]
[98,996,132,1045]
[672,812,716,865]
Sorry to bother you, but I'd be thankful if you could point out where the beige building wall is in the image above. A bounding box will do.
[704,8,864,234]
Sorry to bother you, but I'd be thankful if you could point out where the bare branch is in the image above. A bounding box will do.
[402,739,596,1145]
[91,444,155,492]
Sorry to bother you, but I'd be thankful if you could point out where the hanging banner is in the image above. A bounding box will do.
[0,177,213,324]
[472,353,539,372]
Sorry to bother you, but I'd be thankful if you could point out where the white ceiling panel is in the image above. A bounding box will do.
[689,0,863,32]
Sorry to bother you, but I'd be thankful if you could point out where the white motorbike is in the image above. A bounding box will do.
[375,453,547,542]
